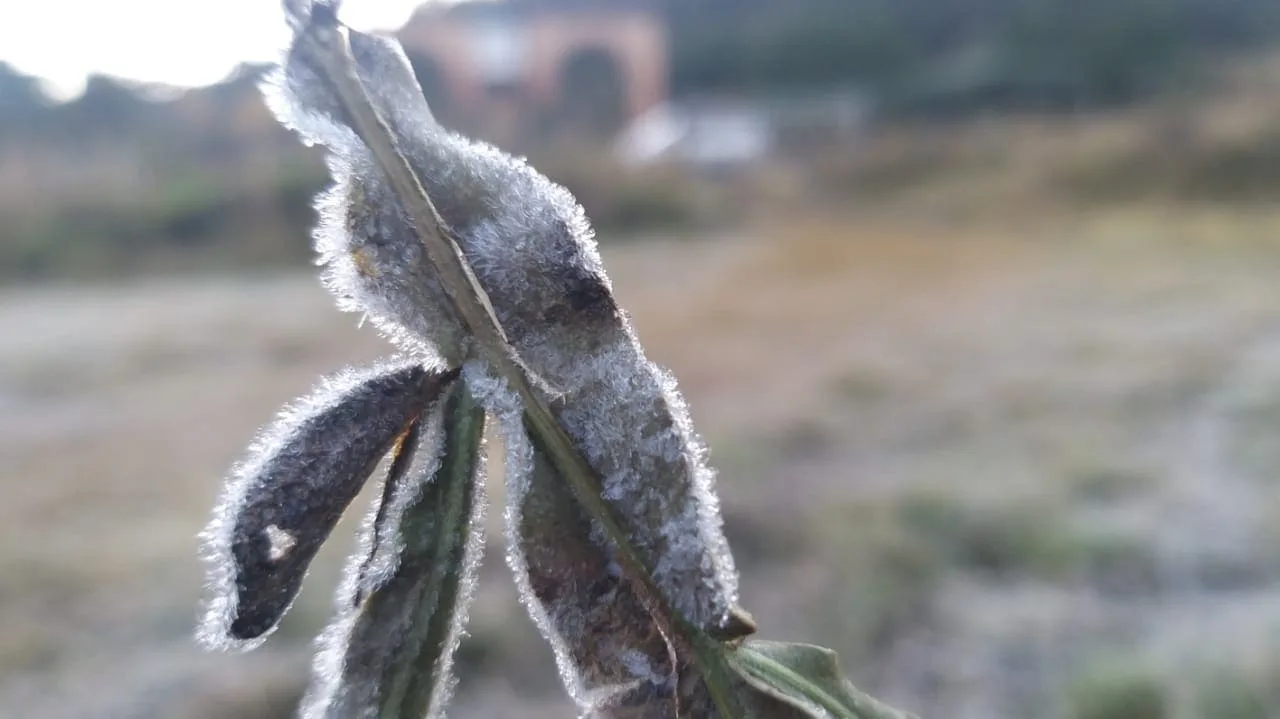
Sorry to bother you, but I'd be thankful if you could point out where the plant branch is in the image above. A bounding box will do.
[295,16,743,717]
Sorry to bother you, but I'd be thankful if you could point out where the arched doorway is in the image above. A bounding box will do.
[557,47,628,141]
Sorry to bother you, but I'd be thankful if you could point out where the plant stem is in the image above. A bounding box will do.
[295,17,743,718]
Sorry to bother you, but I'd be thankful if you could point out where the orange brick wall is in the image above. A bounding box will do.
[397,7,667,135]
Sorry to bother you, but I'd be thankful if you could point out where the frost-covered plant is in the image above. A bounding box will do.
[197,2,916,717]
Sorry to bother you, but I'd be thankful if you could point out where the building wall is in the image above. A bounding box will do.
[397,4,667,141]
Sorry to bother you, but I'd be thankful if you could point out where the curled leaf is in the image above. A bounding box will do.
[728,640,919,719]
[198,360,454,650]
[303,380,487,718]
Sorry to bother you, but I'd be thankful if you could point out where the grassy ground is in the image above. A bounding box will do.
[4,202,1280,718]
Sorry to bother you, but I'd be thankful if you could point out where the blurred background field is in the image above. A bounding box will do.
[5,0,1280,717]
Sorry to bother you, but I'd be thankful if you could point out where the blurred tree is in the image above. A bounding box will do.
[660,0,1280,115]
[0,62,53,135]
[999,0,1188,105]
[0,63,50,113]
[54,75,161,141]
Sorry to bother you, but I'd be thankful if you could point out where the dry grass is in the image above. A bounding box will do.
[6,202,1280,717]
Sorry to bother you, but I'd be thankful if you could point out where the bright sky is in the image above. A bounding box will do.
[1,0,438,100]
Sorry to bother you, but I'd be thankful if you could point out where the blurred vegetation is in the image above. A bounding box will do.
[7,4,1280,716]
[1193,665,1272,719]
[1067,660,1169,719]
[9,166,1280,715]
[664,0,1280,112]
[2,0,1280,282]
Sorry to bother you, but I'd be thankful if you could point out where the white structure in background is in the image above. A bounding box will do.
[616,91,870,169]
[614,103,685,163]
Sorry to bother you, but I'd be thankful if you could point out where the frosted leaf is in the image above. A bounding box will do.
[530,336,743,632]
[262,22,621,367]
[303,380,487,719]
[267,10,744,705]
[494,407,677,716]
[197,359,454,651]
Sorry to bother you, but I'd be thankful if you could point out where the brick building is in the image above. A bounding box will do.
[396,0,667,145]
